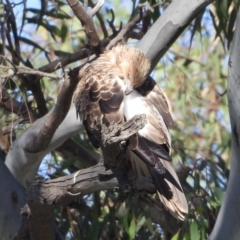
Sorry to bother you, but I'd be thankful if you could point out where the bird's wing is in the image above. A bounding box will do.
[136,76,173,129]
[74,65,125,148]
[126,77,188,220]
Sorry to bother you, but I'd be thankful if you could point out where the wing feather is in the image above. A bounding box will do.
[137,77,173,129]
[74,65,125,147]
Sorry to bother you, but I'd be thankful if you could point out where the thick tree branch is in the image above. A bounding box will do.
[209,7,240,240]
[24,68,79,153]
[0,160,26,238]
[22,164,189,238]
[137,0,215,71]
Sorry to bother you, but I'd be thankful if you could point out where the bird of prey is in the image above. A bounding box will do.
[74,44,188,220]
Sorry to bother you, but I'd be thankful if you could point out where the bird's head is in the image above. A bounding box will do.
[105,45,151,94]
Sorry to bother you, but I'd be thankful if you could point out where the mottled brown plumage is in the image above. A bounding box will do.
[74,45,188,220]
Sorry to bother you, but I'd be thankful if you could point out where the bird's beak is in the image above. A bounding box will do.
[125,79,133,95]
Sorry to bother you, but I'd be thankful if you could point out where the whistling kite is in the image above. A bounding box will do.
[74,45,188,220]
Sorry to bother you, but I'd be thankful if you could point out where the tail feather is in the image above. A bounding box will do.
[128,148,188,220]
[148,160,188,220]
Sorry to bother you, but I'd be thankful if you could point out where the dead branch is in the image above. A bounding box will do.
[106,10,148,50]
[17,163,117,239]
[107,9,121,36]
[26,163,116,206]
[0,63,60,80]
[89,0,108,38]
[4,1,22,66]
[102,114,147,146]
[20,161,188,238]
[38,48,90,73]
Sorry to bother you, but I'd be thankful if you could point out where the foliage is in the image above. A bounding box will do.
[0,0,237,239]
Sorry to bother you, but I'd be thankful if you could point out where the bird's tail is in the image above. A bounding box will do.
[128,143,188,220]
[148,160,188,220]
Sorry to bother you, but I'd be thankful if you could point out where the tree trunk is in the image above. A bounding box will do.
[209,6,240,240]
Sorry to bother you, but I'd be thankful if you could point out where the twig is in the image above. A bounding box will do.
[0,64,61,80]
[89,0,108,38]
[138,0,168,11]
[169,50,205,66]
[0,88,37,123]
[107,9,122,35]
[38,48,90,73]
[89,0,105,17]
[83,0,88,10]
[106,11,148,50]
[66,0,102,55]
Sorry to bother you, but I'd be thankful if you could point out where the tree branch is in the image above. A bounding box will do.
[209,6,240,240]
[136,0,215,71]
[38,48,90,73]
[66,0,102,55]
[106,11,148,50]
[24,68,79,153]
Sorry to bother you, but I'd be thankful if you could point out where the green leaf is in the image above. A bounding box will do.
[60,23,68,42]
[190,221,200,240]
[136,215,146,232]
[213,187,224,203]
[129,218,136,240]
[145,217,154,234]
[171,230,180,240]
[122,215,129,235]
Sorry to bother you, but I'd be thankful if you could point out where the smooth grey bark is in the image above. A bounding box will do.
[137,0,214,71]
[0,0,215,239]
[209,7,240,240]
[0,160,26,238]
[5,107,84,187]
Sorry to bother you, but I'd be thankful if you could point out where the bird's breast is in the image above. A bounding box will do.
[123,90,152,138]
[123,90,147,119]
